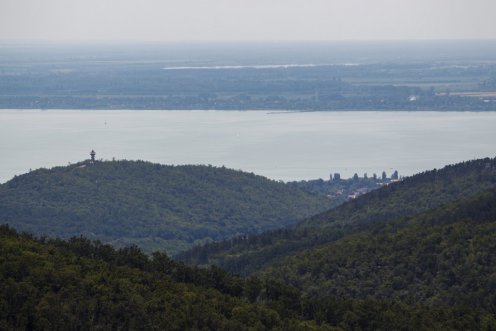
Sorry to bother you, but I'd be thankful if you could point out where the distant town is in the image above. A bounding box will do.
[289,170,401,204]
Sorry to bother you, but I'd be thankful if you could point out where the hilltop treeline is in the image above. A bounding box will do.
[0,161,329,254]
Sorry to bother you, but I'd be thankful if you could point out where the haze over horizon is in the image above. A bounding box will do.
[1,0,495,42]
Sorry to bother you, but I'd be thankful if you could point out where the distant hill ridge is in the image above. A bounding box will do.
[0,160,330,254]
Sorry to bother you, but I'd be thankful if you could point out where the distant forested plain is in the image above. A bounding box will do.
[1,42,496,110]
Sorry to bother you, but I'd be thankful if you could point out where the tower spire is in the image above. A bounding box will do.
[90,150,96,162]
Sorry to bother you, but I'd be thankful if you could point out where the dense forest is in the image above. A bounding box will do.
[2,225,495,330]
[179,157,496,276]
[265,188,496,308]
[0,161,330,255]
[0,225,321,330]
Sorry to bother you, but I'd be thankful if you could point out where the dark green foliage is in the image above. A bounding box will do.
[0,161,330,255]
[0,225,304,330]
[1,225,492,330]
[299,298,496,331]
[179,157,496,275]
[178,161,496,329]
[265,189,496,310]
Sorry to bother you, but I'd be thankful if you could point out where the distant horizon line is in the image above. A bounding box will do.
[1,38,496,45]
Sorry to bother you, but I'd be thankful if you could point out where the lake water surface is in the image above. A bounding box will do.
[1,110,495,183]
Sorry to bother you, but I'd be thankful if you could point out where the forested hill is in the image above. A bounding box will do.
[265,188,496,307]
[2,225,494,330]
[0,161,330,255]
[179,157,496,275]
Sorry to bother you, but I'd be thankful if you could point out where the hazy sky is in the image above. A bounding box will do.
[1,0,495,41]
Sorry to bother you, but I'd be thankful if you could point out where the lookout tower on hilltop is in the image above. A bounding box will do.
[90,150,96,162]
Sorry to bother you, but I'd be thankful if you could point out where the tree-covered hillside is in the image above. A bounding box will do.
[2,225,494,330]
[0,161,330,255]
[265,188,496,309]
[0,225,322,330]
[179,157,496,275]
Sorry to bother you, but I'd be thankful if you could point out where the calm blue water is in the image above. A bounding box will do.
[1,110,495,183]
